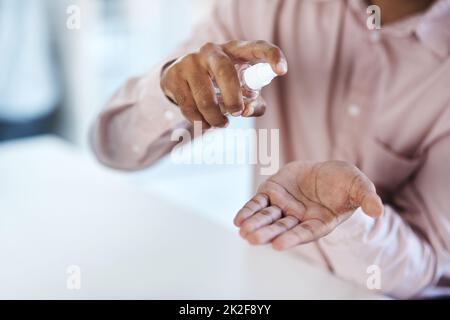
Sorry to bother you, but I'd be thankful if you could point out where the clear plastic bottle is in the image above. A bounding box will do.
[214,63,278,115]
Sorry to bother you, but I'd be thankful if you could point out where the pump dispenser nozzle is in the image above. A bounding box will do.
[215,62,280,116]
[243,63,278,91]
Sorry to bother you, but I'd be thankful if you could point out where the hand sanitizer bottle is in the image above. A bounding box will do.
[215,63,278,115]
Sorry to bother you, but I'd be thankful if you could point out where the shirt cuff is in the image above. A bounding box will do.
[324,207,377,243]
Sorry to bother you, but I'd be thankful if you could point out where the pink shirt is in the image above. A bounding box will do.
[92,0,450,298]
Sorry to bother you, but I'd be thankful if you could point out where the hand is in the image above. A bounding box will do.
[234,161,383,251]
[160,40,288,129]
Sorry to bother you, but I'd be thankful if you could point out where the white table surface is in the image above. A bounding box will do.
[0,136,382,299]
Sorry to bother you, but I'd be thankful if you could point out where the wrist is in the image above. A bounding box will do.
[325,207,377,243]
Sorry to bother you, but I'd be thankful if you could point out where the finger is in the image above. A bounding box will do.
[247,216,299,245]
[179,108,211,130]
[207,51,244,116]
[166,79,211,129]
[186,72,228,128]
[239,206,283,238]
[242,96,267,118]
[258,181,307,220]
[349,175,384,218]
[272,218,329,251]
[223,40,288,75]
[234,194,269,227]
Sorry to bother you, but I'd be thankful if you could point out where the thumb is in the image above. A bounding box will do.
[361,192,384,218]
[350,175,384,218]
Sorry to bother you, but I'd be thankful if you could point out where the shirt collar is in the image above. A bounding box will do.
[347,0,450,58]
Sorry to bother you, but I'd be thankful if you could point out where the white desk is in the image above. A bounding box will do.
[0,136,382,299]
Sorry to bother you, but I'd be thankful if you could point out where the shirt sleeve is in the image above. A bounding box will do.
[90,0,246,170]
[319,134,450,299]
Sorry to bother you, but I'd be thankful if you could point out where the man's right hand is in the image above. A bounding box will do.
[160,40,288,129]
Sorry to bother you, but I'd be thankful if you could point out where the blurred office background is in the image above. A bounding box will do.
[0,0,252,227]
[0,0,215,146]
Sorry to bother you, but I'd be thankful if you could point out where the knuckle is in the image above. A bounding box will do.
[224,40,238,47]
[162,65,179,83]
[201,42,218,53]
[268,47,281,60]
[208,51,230,63]
[215,64,234,79]
[182,53,198,65]
[255,40,269,46]
[223,40,243,50]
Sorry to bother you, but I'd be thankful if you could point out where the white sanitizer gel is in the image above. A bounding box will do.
[216,63,278,115]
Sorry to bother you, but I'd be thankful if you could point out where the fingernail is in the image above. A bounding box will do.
[243,100,258,117]
[277,61,288,74]
[232,111,242,117]
[243,106,254,117]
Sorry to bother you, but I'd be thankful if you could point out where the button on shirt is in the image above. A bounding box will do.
[92,0,450,298]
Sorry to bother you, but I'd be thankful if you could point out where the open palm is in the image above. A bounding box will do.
[234,161,383,251]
